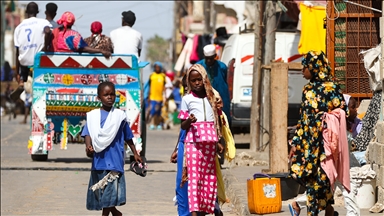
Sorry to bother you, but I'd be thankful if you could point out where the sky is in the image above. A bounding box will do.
[18,1,174,80]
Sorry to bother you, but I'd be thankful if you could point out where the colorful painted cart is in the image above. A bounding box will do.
[28,52,148,161]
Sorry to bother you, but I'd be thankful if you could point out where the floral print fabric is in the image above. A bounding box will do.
[84,35,113,53]
[351,90,382,151]
[52,28,88,52]
[290,51,347,215]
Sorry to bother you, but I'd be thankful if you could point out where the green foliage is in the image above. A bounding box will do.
[146,34,170,68]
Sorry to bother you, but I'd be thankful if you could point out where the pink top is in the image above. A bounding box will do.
[178,92,218,143]
[51,28,88,52]
[321,108,350,193]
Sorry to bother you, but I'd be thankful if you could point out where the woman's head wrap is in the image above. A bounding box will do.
[90,21,103,35]
[57,11,75,31]
[185,64,222,138]
[302,51,333,82]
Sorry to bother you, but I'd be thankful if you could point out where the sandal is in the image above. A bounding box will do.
[288,204,299,216]
[130,156,148,177]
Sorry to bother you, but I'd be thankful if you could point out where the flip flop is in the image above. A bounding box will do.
[130,156,148,177]
[288,204,299,216]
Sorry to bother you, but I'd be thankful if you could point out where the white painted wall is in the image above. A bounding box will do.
[4,31,14,67]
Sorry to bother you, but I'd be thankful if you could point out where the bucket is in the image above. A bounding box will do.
[248,173,282,214]
[268,173,300,201]
[356,178,376,209]
[173,111,181,124]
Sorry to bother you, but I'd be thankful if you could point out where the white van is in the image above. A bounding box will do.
[220,31,307,133]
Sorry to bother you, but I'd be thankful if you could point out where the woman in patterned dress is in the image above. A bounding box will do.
[45,12,110,58]
[84,21,113,53]
[178,64,223,216]
[288,51,347,216]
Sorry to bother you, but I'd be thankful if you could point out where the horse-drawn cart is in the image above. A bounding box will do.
[28,52,148,161]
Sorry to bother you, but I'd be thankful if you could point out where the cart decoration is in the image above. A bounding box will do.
[28,53,148,161]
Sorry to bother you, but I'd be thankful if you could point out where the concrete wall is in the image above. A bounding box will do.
[368,121,384,204]
[370,8,383,206]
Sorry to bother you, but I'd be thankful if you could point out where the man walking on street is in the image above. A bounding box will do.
[45,2,59,29]
[11,2,52,101]
[110,10,143,59]
[147,62,166,130]
[197,44,231,124]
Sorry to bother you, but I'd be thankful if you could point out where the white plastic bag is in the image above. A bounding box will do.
[360,45,382,91]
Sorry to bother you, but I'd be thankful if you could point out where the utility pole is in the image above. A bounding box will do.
[1,1,6,67]
[250,1,264,152]
[173,1,179,67]
[204,0,211,34]
[259,0,277,151]
[211,3,217,33]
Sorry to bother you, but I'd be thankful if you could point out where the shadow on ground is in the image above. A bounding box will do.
[42,158,167,164]
[235,143,250,149]
[46,158,92,163]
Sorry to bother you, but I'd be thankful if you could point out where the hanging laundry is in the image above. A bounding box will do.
[214,27,230,47]
[215,44,222,59]
[189,35,200,64]
[174,37,194,72]
[294,0,327,7]
[180,31,187,45]
[360,45,382,91]
[197,34,213,60]
[298,3,326,54]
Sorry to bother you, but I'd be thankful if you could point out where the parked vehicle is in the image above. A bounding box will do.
[28,52,148,161]
[220,30,307,134]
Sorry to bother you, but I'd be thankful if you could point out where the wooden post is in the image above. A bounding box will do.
[211,2,217,32]
[326,0,335,76]
[173,1,179,66]
[204,0,212,34]
[260,0,276,151]
[250,1,264,152]
[0,2,6,67]
[263,62,289,174]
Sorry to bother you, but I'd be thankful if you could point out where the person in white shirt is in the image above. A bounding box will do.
[110,10,143,59]
[11,2,51,100]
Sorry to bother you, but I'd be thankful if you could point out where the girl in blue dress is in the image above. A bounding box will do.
[82,81,142,216]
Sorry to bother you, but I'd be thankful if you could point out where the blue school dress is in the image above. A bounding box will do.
[82,109,133,211]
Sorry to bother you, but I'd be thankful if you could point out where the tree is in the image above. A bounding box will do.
[145,34,171,69]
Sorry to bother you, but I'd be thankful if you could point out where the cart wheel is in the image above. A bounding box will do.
[31,154,48,161]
